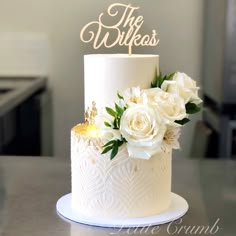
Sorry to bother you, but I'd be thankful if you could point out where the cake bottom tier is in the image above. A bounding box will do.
[71,130,172,219]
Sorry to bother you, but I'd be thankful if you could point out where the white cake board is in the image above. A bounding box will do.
[56,193,188,228]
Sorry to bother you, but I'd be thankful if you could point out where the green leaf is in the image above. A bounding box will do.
[102,139,126,160]
[158,79,164,88]
[151,72,162,88]
[117,92,124,100]
[104,121,111,127]
[185,103,201,114]
[117,118,121,128]
[151,72,175,88]
[110,144,119,160]
[166,72,175,81]
[157,72,163,87]
[113,118,119,129]
[117,139,124,147]
[115,103,124,116]
[175,118,190,125]
[151,81,156,88]
[101,145,113,154]
[103,140,116,147]
[105,107,117,117]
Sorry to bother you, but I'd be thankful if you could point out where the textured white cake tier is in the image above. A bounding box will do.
[71,129,172,219]
[84,54,159,110]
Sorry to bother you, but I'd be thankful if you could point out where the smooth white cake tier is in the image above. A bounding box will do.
[84,54,159,110]
[71,127,171,219]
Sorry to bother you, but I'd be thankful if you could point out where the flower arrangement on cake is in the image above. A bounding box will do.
[95,72,202,160]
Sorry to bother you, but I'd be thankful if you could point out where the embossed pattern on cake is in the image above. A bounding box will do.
[71,126,171,219]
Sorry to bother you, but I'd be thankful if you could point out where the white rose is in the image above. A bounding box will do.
[144,88,187,126]
[161,72,202,104]
[95,108,122,141]
[120,104,166,160]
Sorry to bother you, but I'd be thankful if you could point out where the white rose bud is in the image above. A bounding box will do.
[161,72,202,105]
[120,104,166,160]
[144,88,187,126]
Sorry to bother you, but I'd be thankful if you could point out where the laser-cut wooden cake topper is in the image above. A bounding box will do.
[80,3,160,55]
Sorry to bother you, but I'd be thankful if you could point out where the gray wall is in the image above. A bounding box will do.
[0,0,204,159]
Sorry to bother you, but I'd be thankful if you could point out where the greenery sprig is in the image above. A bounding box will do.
[151,72,175,88]
[102,138,126,160]
[102,93,127,160]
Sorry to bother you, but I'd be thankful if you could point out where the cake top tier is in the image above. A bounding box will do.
[84,54,159,110]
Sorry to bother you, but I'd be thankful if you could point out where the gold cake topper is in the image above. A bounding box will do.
[85,101,98,125]
[80,3,160,54]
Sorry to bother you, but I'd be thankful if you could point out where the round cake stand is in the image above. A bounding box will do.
[56,193,188,228]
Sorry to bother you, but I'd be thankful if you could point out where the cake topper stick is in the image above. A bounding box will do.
[80,3,160,50]
[128,45,132,56]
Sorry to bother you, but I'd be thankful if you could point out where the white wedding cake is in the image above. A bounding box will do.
[68,1,203,222]
[71,53,201,220]
[71,54,172,219]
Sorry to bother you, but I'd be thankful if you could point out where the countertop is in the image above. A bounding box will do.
[0,77,47,116]
[0,156,235,236]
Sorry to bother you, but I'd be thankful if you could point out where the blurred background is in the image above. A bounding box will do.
[0,0,235,160]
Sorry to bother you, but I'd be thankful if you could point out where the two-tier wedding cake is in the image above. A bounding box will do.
[71,54,172,219]
[67,2,202,223]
